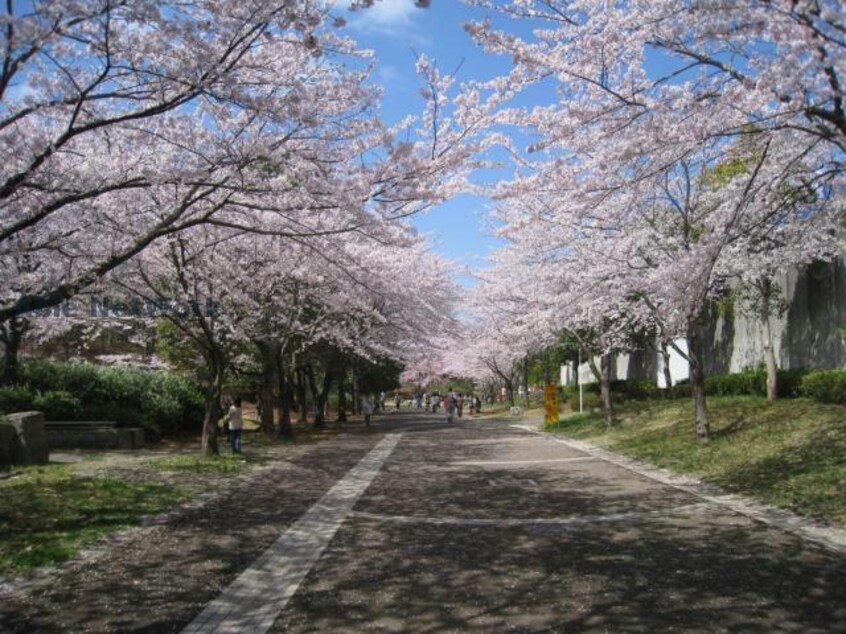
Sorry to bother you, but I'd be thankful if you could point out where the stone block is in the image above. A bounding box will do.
[45,421,118,449]
[130,427,145,449]
[0,411,49,466]
[116,427,146,449]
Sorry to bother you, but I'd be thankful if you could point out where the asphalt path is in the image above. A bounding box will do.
[267,411,846,633]
[3,409,846,633]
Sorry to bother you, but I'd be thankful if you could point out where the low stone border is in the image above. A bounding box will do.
[511,424,846,555]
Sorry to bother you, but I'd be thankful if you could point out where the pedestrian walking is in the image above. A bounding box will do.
[362,394,375,427]
[457,392,464,418]
[446,387,458,423]
[226,397,244,454]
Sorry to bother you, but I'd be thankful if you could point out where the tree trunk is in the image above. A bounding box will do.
[599,353,614,426]
[202,360,223,456]
[256,341,278,434]
[504,379,515,406]
[686,317,710,442]
[352,367,360,415]
[319,368,334,426]
[585,351,614,424]
[295,365,308,424]
[0,316,26,386]
[275,351,293,438]
[521,356,530,409]
[760,277,779,401]
[304,364,334,429]
[337,366,348,422]
[543,350,553,385]
[661,339,673,395]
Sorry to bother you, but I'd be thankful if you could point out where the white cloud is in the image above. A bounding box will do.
[363,0,417,27]
[348,0,431,44]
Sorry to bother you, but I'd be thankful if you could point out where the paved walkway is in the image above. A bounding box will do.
[182,435,402,634]
[3,411,846,632]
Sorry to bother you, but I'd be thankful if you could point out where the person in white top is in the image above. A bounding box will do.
[362,394,375,427]
[226,397,244,454]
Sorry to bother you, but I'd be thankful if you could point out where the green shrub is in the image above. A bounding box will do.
[77,402,138,426]
[0,385,36,413]
[560,386,577,403]
[582,393,602,410]
[142,371,205,435]
[777,368,810,398]
[573,368,810,402]
[800,370,846,404]
[95,366,147,405]
[580,379,660,401]
[15,360,204,435]
[613,379,661,400]
[673,368,808,399]
[20,360,100,402]
[704,368,809,398]
[706,370,760,396]
[672,383,693,399]
[33,391,84,420]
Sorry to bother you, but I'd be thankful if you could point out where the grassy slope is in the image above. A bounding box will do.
[548,396,846,526]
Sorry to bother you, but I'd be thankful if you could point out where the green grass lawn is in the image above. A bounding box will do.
[0,465,187,575]
[0,431,318,577]
[148,453,255,473]
[547,396,846,526]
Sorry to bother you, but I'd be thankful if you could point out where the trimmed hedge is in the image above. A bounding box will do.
[553,367,846,406]
[800,370,846,404]
[0,360,205,437]
[672,368,809,399]
[583,379,662,401]
[705,368,808,398]
[567,368,813,402]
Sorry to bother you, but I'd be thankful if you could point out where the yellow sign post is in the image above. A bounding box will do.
[544,383,559,426]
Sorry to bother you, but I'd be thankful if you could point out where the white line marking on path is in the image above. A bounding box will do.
[351,502,713,528]
[182,434,403,634]
[451,457,597,466]
[510,424,846,554]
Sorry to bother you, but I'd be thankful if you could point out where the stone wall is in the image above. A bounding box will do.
[703,259,846,375]
[0,411,49,467]
[571,257,846,386]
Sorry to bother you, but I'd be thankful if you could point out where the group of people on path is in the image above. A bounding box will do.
[220,388,485,444]
[411,390,481,418]
[393,389,481,423]
[361,388,483,427]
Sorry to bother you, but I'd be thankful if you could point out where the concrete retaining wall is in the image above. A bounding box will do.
[45,422,144,449]
[567,256,846,386]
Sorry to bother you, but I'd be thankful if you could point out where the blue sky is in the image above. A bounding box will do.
[344,0,513,282]
[342,2,714,287]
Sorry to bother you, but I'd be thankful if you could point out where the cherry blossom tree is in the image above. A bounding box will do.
[0,0,476,326]
[456,0,845,440]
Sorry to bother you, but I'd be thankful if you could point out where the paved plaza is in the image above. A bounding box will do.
[2,411,846,632]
